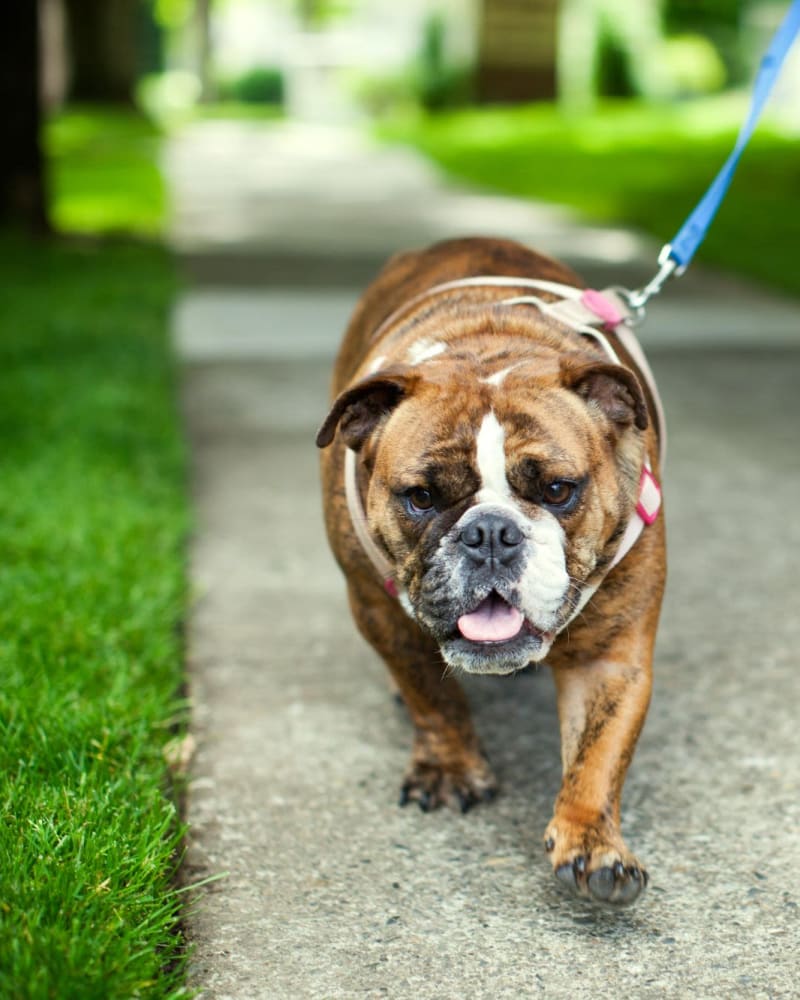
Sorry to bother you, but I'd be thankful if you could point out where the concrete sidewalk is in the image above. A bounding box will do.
[167,121,800,998]
[165,119,799,348]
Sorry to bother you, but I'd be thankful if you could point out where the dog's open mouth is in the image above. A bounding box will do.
[457,591,526,644]
[443,590,557,673]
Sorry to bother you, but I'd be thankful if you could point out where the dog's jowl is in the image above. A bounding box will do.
[317,237,666,906]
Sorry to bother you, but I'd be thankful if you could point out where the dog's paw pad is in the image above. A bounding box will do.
[553,853,647,905]
[399,757,497,814]
[555,856,584,889]
[588,861,647,904]
[545,820,648,906]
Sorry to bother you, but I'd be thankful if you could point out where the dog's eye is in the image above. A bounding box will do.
[406,488,435,514]
[543,480,576,508]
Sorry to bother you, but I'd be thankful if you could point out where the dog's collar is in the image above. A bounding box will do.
[345,275,664,599]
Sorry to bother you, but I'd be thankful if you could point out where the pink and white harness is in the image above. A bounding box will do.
[344,275,664,600]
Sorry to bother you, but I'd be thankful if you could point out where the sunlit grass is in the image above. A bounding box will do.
[0,236,191,999]
[378,96,800,295]
[45,108,167,236]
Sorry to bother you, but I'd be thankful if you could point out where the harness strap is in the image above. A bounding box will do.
[344,448,396,596]
[551,287,668,469]
[369,275,586,345]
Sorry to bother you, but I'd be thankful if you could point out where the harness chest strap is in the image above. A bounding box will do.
[344,447,397,596]
[343,277,663,597]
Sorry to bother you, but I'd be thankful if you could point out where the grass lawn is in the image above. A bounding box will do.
[45,107,167,236]
[378,97,800,297]
[0,236,190,998]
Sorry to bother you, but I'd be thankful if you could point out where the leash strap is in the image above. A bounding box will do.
[672,0,800,268]
[626,0,800,314]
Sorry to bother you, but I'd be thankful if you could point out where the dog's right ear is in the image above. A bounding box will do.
[315,368,418,451]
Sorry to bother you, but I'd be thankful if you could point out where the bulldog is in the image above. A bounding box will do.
[317,237,666,906]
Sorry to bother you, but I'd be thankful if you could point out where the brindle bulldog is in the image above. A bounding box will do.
[317,237,666,906]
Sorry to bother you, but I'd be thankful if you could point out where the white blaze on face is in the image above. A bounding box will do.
[471,409,570,633]
[475,411,513,506]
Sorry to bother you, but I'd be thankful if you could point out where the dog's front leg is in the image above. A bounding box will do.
[545,648,653,905]
[347,580,497,813]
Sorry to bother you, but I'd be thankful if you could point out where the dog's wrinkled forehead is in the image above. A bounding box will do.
[374,359,593,495]
[374,377,486,493]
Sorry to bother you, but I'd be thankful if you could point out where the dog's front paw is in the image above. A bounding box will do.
[399,741,497,814]
[544,816,648,906]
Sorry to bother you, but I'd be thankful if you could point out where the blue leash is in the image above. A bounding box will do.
[626,0,800,316]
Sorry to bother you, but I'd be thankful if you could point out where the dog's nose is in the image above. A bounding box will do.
[459,513,523,567]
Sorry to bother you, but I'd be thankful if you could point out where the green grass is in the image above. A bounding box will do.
[378,97,800,296]
[45,108,167,236]
[0,236,191,998]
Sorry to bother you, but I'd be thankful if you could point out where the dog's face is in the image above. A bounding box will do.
[319,347,647,675]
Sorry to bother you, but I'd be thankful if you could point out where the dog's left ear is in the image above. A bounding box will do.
[562,359,648,431]
[316,368,418,451]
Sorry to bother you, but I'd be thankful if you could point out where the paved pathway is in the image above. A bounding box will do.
[167,120,800,998]
[165,119,799,347]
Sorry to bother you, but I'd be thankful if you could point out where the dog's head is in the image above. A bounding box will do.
[317,346,647,675]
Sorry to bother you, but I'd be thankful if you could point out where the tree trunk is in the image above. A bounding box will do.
[64,0,138,103]
[477,0,558,102]
[0,0,48,230]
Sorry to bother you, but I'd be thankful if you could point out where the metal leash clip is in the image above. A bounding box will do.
[618,244,686,325]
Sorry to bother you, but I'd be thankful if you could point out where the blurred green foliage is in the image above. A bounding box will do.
[416,13,474,111]
[217,65,285,105]
[661,34,727,96]
[44,108,166,236]
[665,0,741,32]
[189,100,285,120]
[348,12,473,115]
[152,0,192,28]
[665,0,746,81]
[379,98,800,296]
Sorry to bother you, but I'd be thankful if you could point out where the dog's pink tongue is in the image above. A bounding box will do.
[458,594,524,643]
